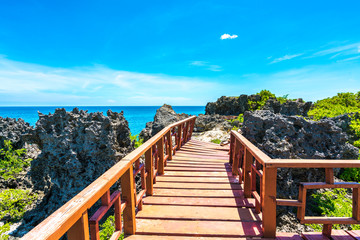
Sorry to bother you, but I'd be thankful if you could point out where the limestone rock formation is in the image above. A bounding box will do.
[0,117,34,149]
[15,108,134,236]
[205,95,248,115]
[139,104,189,141]
[194,114,232,132]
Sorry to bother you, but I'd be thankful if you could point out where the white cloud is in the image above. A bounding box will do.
[0,57,219,106]
[220,34,238,40]
[270,54,303,64]
[190,61,223,72]
[313,42,360,57]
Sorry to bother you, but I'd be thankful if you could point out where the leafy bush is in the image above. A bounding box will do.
[0,189,37,222]
[308,92,360,120]
[210,139,221,144]
[0,223,10,240]
[308,188,360,230]
[248,90,276,111]
[99,215,124,240]
[0,140,32,180]
[130,134,144,149]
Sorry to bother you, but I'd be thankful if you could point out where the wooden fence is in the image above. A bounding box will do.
[230,130,360,238]
[21,116,196,240]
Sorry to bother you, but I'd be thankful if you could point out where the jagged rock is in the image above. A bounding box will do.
[0,117,34,149]
[15,108,134,236]
[194,114,232,132]
[206,95,312,116]
[205,95,248,115]
[139,104,189,141]
[241,110,359,232]
[279,99,312,116]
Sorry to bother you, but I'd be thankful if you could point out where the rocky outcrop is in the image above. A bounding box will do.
[206,95,312,116]
[194,114,232,132]
[241,110,359,232]
[139,104,189,141]
[13,108,134,236]
[205,95,248,115]
[0,117,34,149]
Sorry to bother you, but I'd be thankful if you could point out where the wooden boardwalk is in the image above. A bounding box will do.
[126,139,360,240]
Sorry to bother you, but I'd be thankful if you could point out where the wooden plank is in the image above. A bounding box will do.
[135,219,263,237]
[163,166,230,172]
[276,232,304,240]
[243,147,252,198]
[136,205,261,221]
[302,182,360,189]
[353,187,360,221]
[162,171,232,177]
[126,235,249,239]
[276,199,302,207]
[143,196,255,208]
[302,232,330,240]
[121,166,136,235]
[325,168,334,184]
[156,176,239,183]
[153,188,245,197]
[330,230,355,240]
[153,181,242,190]
[346,230,360,240]
[67,211,90,240]
[302,217,358,224]
[261,167,277,238]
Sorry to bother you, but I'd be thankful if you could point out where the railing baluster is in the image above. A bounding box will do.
[177,124,182,150]
[67,211,90,240]
[167,131,172,160]
[121,165,136,235]
[157,137,165,175]
[243,148,252,198]
[145,148,153,196]
[232,141,240,176]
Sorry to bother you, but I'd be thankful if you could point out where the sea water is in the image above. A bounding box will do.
[0,106,205,135]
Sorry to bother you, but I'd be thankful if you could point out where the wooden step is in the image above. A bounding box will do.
[136,205,261,221]
[276,232,304,240]
[153,188,245,197]
[156,176,239,183]
[162,171,231,177]
[164,166,230,172]
[125,235,248,240]
[143,196,255,208]
[135,219,263,238]
[153,181,242,190]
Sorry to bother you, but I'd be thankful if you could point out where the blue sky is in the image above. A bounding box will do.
[0,0,360,106]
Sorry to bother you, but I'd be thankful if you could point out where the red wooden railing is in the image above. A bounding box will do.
[230,130,360,238]
[21,116,196,240]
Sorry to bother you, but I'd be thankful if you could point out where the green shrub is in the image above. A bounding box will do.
[0,140,32,180]
[130,134,144,149]
[308,92,360,120]
[277,94,289,104]
[308,188,360,230]
[0,189,37,222]
[210,139,221,144]
[99,215,124,240]
[0,223,10,240]
[248,90,276,111]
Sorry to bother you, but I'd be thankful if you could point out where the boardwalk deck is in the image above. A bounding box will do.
[125,139,356,240]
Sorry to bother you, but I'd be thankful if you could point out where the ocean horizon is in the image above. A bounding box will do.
[0,106,205,135]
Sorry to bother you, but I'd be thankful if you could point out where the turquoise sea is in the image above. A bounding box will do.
[0,106,204,135]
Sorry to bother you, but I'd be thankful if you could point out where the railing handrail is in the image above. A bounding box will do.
[22,115,197,240]
[229,129,360,238]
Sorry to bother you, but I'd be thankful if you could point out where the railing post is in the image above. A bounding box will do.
[145,148,154,196]
[243,148,252,198]
[323,168,334,237]
[262,167,277,238]
[157,137,165,175]
[177,124,182,150]
[188,118,195,141]
[121,165,136,235]
[67,211,90,240]
[229,133,234,164]
[232,141,240,176]
[167,130,172,160]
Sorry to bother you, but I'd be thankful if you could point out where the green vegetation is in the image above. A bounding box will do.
[308,188,360,231]
[308,92,360,120]
[99,215,124,240]
[0,223,10,240]
[130,134,144,148]
[0,140,32,180]
[248,90,276,111]
[210,139,221,144]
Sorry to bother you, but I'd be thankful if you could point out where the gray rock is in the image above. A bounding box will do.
[279,99,312,116]
[14,108,134,236]
[205,95,249,115]
[194,114,232,132]
[0,117,34,149]
[139,104,189,141]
